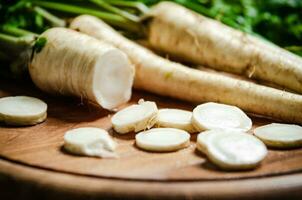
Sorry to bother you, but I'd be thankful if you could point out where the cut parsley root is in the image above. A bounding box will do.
[192,102,252,132]
[70,16,302,124]
[29,28,134,110]
[196,130,213,155]
[135,128,190,152]
[145,2,302,94]
[254,123,302,149]
[111,100,158,134]
[64,127,117,158]
[156,108,195,133]
[0,96,47,126]
[197,130,267,170]
[196,129,240,155]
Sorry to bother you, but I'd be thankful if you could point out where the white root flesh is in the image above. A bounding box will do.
[196,129,240,154]
[70,15,302,124]
[156,108,195,133]
[135,128,190,152]
[146,2,302,94]
[111,100,158,134]
[0,96,47,126]
[64,127,117,158]
[196,130,214,154]
[192,102,252,132]
[254,123,302,148]
[199,130,267,170]
[29,28,134,110]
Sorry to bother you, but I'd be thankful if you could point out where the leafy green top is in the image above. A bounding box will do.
[0,0,301,56]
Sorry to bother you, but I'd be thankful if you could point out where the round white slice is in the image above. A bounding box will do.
[254,123,302,148]
[196,129,240,154]
[0,96,47,126]
[64,127,117,158]
[111,100,158,134]
[206,132,267,170]
[196,130,219,154]
[135,128,190,152]
[156,108,195,133]
[192,102,252,132]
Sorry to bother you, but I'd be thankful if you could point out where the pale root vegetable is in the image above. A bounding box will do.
[254,123,302,148]
[196,131,213,154]
[135,128,190,152]
[0,96,47,126]
[200,130,267,170]
[156,108,195,133]
[192,102,252,132]
[29,28,134,110]
[145,2,302,94]
[64,127,117,158]
[196,129,239,154]
[111,99,158,134]
[70,15,302,124]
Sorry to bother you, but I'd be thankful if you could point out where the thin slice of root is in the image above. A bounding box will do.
[135,128,190,152]
[192,102,252,132]
[64,127,117,158]
[204,131,267,170]
[156,108,195,133]
[254,123,302,149]
[0,96,47,126]
[111,100,158,134]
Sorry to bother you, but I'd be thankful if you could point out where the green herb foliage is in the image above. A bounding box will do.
[0,0,51,33]
[0,0,301,56]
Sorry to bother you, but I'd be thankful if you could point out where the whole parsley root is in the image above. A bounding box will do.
[71,15,302,124]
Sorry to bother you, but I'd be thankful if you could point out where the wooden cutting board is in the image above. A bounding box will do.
[0,79,302,199]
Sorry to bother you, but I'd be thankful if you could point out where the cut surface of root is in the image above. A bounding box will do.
[0,96,47,126]
[202,131,267,170]
[156,108,195,133]
[93,49,134,109]
[64,127,117,158]
[135,128,190,152]
[196,130,216,154]
[111,100,158,134]
[254,123,302,148]
[196,129,239,154]
[192,102,252,132]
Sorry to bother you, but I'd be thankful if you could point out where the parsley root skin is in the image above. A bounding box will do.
[29,28,134,110]
[145,2,302,94]
[70,15,302,124]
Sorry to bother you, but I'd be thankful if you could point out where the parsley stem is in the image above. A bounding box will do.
[0,33,34,54]
[1,25,38,37]
[33,6,66,27]
[105,0,149,14]
[90,0,140,22]
[33,1,140,32]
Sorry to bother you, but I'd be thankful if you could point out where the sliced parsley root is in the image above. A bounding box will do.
[0,96,47,126]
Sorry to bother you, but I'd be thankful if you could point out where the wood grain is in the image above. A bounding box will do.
[1,159,302,200]
[1,79,302,182]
